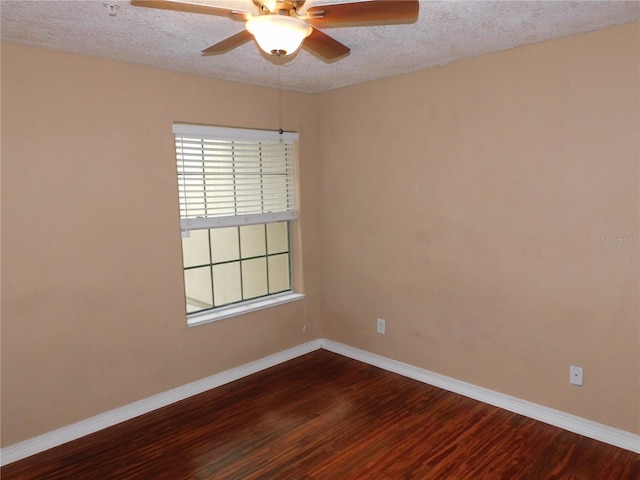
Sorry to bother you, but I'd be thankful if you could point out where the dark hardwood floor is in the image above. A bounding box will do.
[2,350,638,479]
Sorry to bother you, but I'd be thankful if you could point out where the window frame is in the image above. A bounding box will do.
[173,123,304,327]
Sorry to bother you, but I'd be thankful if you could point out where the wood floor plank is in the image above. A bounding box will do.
[2,350,638,479]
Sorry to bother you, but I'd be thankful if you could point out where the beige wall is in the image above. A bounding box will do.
[1,21,638,447]
[0,43,323,446]
[317,22,639,434]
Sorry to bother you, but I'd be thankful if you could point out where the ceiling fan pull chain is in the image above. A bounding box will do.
[277,53,284,136]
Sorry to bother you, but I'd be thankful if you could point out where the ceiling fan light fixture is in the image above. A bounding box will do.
[246,14,312,56]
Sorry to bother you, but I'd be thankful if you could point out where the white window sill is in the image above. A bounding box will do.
[187,292,305,327]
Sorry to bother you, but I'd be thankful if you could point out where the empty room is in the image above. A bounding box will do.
[1,1,638,478]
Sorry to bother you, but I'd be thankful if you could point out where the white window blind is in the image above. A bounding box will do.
[173,123,298,232]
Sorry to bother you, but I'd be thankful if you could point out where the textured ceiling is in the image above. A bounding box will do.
[1,0,638,93]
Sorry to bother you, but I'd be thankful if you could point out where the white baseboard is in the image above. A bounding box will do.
[3,337,638,467]
[320,339,640,454]
[0,339,322,466]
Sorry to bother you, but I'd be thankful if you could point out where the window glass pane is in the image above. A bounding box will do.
[210,227,240,263]
[240,224,266,258]
[212,262,242,307]
[266,222,289,254]
[184,267,213,313]
[262,156,288,212]
[178,143,207,219]
[205,142,236,217]
[182,229,210,268]
[242,258,268,299]
[268,254,290,293]
[234,148,263,215]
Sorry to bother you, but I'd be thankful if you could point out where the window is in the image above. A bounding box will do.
[173,123,303,326]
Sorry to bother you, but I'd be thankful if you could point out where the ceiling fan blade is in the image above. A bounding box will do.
[131,0,248,20]
[304,27,350,62]
[202,30,254,55]
[305,1,418,27]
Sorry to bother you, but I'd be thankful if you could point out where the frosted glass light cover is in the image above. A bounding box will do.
[246,15,312,55]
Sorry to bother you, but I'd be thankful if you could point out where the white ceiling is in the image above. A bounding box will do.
[1,0,638,93]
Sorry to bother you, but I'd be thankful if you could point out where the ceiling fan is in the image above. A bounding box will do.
[130,0,419,61]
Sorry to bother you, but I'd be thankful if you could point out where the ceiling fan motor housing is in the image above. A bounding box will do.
[254,0,306,16]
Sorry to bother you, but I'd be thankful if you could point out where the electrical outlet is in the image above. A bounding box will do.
[376,318,386,335]
[569,365,583,386]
